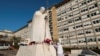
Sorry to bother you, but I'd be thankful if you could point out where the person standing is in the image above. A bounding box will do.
[57,43,64,56]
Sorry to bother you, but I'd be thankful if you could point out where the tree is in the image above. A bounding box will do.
[10,36,21,49]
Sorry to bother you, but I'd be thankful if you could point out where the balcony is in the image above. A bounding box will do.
[78,0,84,3]
[97,0,100,1]
[87,0,96,6]
[91,14,100,20]
[67,10,72,14]
[57,21,62,23]
[85,33,94,37]
[82,18,90,22]
[95,32,100,35]
[93,23,100,27]
[89,7,98,12]
[78,43,86,45]
[67,23,74,26]
[67,17,74,21]
[64,44,70,47]
[71,2,77,6]
[73,14,80,18]
[76,27,83,31]
[74,20,81,24]
[72,8,79,12]
[79,5,87,9]
[71,43,77,46]
[98,42,100,44]
[87,42,96,45]
[77,35,85,38]
[58,32,63,35]
[63,31,69,33]
[84,25,92,29]
[69,29,75,32]
[81,11,88,15]
[70,36,76,39]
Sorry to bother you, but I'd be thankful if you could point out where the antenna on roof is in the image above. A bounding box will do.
[46,0,49,10]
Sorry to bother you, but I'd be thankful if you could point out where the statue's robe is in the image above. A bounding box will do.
[30,11,51,42]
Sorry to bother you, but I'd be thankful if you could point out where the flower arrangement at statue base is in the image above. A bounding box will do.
[44,38,51,44]
[29,38,51,45]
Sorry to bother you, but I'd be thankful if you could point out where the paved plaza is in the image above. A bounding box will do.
[0,50,17,56]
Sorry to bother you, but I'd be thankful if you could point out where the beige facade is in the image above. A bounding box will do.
[14,21,32,44]
[51,0,100,49]
[49,7,59,41]
[0,30,13,41]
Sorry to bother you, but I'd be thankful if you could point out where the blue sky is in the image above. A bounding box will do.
[0,0,62,31]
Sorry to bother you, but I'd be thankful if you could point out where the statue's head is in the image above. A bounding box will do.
[40,7,45,13]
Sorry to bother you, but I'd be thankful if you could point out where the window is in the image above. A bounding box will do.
[81,1,87,5]
[86,0,95,3]
[75,24,83,29]
[81,7,88,12]
[72,5,79,10]
[65,39,70,44]
[61,11,66,14]
[70,39,77,44]
[69,32,75,37]
[81,14,89,19]
[57,23,61,27]
[90,10,100,17]
[67,8,72,12]
[65,16,67,19]
[57,17,64,21]
[82,15,87,19]
[92,18,100,24]
[58,28,63,32]
[68,13,73,17]
[64,34,69,38]
[87,14,90,17]
[74,17,81,22]
[57,13,61,16]
[83,21,91,26]
[63,27,69,31]
[73,27,75,29]
[95,27,100,32]
[98,2,100,7]
[87,36,96,42]
[85,29,93,34]
[88,3,98,10]
[79,1,87,7]
[97,36,100,41]
[59,35,63,38]
[94,3,98,7]
[71,0,78,6]
[63,21,67,25]
[73,11,80,16]
[77,30,84,35]
[69,25,75,31]
[78,38,86,43]
[68,19,74,23]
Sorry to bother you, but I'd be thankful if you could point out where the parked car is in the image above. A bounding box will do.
[0,45,10,49]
